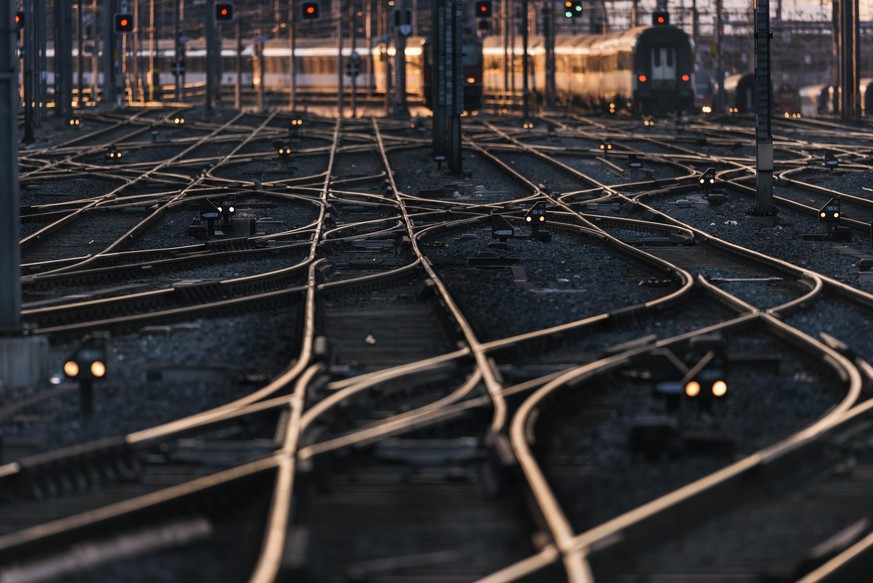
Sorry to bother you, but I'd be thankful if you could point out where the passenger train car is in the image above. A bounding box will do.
[799,80,873,116]
[483,25,695,114]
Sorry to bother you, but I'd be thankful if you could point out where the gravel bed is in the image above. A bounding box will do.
[542,327,837,533]
[21,250,307,305]
[643,190,871,289]
[0,308,300,459]
[22,210,145,263]
[212,153,330,184]
[388,147,531,203]
[127,196,320,251]
[423,227,673,342]
[788,168,873,195]
[20,176,124,206]
[784,292,873,367]
[81,144,189,166]
[493,150,595,193]
[500,295,737,374]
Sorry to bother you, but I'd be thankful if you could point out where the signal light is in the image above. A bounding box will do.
[563,0,582,18]
[652,10,669,25]
[15,11,24,30]
[638,74,647,83]
[301,1,320,19]
[114,12,133,33]
[475,0,492,18]
[215,2,233,21]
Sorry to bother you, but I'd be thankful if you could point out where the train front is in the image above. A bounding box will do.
[633,26,694,114]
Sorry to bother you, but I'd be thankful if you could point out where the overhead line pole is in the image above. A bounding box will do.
[521,0,529,120]
[1,0,22,333]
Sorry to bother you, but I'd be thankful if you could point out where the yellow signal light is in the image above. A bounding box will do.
[64,361,80,377]
[90,361,107,378]
[685,380,700,397]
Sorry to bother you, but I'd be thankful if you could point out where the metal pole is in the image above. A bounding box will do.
[1,0,22,333]
[23,0,34,140]
[448,0,461,173]
[290,0,297,110]
[174,0,180,100]
[102,0,115,105]
[257,7,265,112]
[37,0,46,122]
[544,0,554,107]
[235,19,241,109]
[632,0,637,27]
[351,6,357,118]
[395,1,407,113]
[77,0,84,104]
[206,0,215,110]
[432,0,445,158]
[132,0,139,100]
[149,0,157,101]
[752,0,776,219]
[366,0,374,97]
[521,0,529,119]
[715,0,724,114]
[838,0,859,121]
[337,0,344,118]
[57,0,74,117]
[502,0,508,94]
[91,0,98,101]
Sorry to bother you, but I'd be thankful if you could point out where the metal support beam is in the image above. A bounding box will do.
[543,0,555,108]
[337,0,344,118]
[102,0,117,105]
[521,0,529,120]
[838,0,860,121]
[55,0,74,117]
[395,0,408,114]
[750,0,777,222]
[23,0,35,140]
[149,0,158,101]
[289,0,297,110]
[1,0,22,333]
[431,0,461,173]
[205,0,216,111]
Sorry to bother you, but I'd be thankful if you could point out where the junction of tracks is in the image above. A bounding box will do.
[3,107,873,582]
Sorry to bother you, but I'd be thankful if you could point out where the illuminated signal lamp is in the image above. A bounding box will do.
[64,333,109,418]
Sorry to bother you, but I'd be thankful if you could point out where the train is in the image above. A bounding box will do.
[38,35,487,112]
[40,27,693,115]
[723,73,802,117]
[798,80,873,116]
[482,25,695,114]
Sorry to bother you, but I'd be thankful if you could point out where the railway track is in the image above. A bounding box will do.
[6,107,873,582]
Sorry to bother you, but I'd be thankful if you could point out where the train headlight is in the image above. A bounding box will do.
[685,381,700,397]
[712,380,727,397]
[64,361,80,378]
[820,211,827,219]
[466,77,476,84]
[229,206,235,213]
[833,212,839,219]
